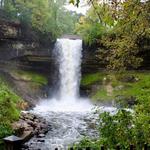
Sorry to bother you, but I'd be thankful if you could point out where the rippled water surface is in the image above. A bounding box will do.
[24,111,98,150]
[24,106,117,150]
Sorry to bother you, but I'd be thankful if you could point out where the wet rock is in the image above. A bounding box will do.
[12,111,50,145]
[37,139,45,142]
[21,131,33,143]
[22,145,29,149]
[120,75,139,83]
[37,134,45,138]
[27,120,34,126]
[115,85,124,90]
[0,19,20,39]
[88,123,96,129]
[116,95,137,107]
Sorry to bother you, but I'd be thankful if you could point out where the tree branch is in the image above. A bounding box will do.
[88,0,102,23]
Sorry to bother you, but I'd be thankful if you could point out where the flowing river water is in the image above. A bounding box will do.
[24,38,116,150]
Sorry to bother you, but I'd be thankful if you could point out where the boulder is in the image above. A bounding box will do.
[12,112,50,143]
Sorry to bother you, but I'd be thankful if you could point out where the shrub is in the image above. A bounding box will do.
[0,78,21,141]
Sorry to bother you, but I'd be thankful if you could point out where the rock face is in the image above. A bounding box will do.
[81,45,105,75]
[0,18,58,105]
[0,19,54,67]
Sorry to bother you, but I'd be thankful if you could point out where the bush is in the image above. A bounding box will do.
[0,78,21,141]
[76,106,150,150]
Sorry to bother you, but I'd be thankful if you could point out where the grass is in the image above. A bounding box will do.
[12,70,48,85]
[113,72,150,97]
[81,71,150,103]
[92,88,114,102]
[0,75,22,143]
[81,72,105,86]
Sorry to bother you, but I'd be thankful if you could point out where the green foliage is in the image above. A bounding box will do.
[113,73,150,98]
[92,88,114,103]
[0,124,13,139]
[0,144,4,150]
[78,71,150,149]
[3,0,18,20]
[98,110,135,149]
[75,3,114,45]
[81,72,105,86]
[2,0,80,39]
[69,0,80,7]
[76,0,150,70]
[73,137,100,150]
[100,98,150,149]
[76,107,150,149]
[100,0,150,70]
[100,36,143,70]
[0,77,21,141]
[76,18,105,45]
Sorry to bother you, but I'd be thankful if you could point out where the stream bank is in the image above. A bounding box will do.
[80,71,150,107]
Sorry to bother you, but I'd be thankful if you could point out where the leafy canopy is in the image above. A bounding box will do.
[2,0,80,39]
[75,0,150,70]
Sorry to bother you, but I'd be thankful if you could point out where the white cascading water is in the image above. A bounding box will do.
[57,38,81,99]
[34,38,92,112]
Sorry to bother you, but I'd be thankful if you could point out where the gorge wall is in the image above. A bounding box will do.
[0,18,57,106]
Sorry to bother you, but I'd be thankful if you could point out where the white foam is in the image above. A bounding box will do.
[33,97,93,113]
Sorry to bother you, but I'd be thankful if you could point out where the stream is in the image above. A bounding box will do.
[24,111,97,150]
[23,106,116,150]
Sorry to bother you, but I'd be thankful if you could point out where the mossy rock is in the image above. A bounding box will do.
[11,70,48,85]
[82,71,150,106]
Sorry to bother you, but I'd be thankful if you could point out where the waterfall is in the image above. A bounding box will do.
[56,38,82,100]
[34,37,92,112]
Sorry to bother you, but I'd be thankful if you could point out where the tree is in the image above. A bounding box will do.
[99,0,150,70]
[75,2,115,45]
[2,0,80,39]
[75,0,150,70]
[69,0,80,7]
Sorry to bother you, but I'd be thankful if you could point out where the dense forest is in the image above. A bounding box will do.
[0,0,80,39]
[0,0,150,149]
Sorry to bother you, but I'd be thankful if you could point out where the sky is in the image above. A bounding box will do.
[65,0,89,15]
